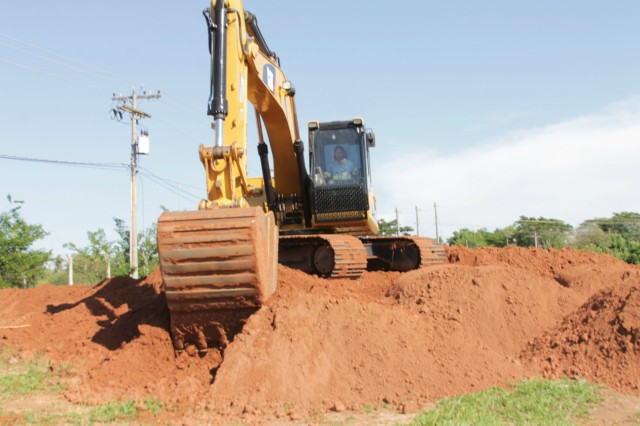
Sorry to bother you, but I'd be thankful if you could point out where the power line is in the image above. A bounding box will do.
[162,92,211,125]
[153,117,208,145]
[138,167,202,191]
[0,152,203,206]
[0,41,128,87]
[0,153,203,200]
[0,32,213,156]
[0,32,137,87]
[0,153,127,170]
[138,168,202,201]
[146,173,202,191]
[139,170,201,204]
[583,219,640,224]
[0,57,107,92]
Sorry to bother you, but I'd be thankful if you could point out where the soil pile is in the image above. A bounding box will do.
[1,246,639,423]
[523,271,640,392]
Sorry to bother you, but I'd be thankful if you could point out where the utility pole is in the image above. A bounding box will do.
[112,89,161,278]
[66,253,73,286]
[434,202,440,243]
[105,254,111,279]
[395,207,400,236]
[415,205,420,237]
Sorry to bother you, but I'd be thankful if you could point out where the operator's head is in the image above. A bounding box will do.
[334,145,347,162]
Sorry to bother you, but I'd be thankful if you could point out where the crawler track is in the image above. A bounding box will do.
[411,236,447,267]
[278,234,367,278]
[360,236,446,272]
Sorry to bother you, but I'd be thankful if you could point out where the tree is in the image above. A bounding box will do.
[450,217,571,249]
[513,216,573,249]
[587,212,640,240]
[137,222,158,277]
[113,217,130,274]
[377,218,414,236]
[112,217,157,277]
[40,255,69,286]
[448,225,516,248]
[0,200,50,288]
[64,228,120,283]
[608,234,640,264]
[485,225,516,247]
[573,212,640,264]
[64,219,159,283]
[573,221,611,248]
[447,228,488,247]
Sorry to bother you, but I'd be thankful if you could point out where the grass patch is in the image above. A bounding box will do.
[22,410,82,425]
[89,399,138,423]
[0,366,49,394]
[143,397,164,416]
[411,378,601,426]
[362,404,376,414]
[0,350,169,424]
[306,408,327,423]
[0,359,65,396]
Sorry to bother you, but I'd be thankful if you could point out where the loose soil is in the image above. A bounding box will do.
[1,246,639,424]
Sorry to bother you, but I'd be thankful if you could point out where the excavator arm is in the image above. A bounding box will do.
[157,0,297,353]
[198,0,303,213]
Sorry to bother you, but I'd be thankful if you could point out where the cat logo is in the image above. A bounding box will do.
[263,64,276,93]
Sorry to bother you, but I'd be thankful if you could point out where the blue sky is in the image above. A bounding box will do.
[1,1,639,255]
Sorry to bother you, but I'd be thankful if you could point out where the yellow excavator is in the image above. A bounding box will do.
[157,0,445,352]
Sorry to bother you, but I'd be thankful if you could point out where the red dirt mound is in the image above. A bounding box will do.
[523,270,640,392]
[1,246,639,423]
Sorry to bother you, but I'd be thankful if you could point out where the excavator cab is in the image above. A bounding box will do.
[307,118,375,226]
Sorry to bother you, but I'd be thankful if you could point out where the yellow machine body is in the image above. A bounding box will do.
[157,0,444,352]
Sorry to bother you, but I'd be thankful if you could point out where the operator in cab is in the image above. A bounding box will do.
[324,145,356,184]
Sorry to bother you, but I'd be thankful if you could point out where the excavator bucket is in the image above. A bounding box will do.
[157,207,277,352]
